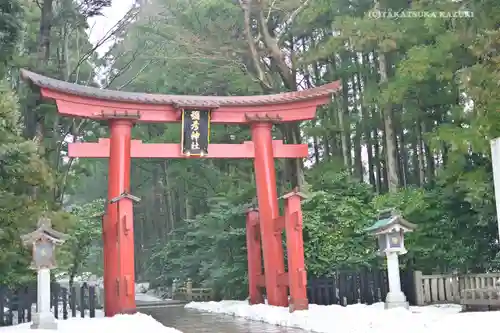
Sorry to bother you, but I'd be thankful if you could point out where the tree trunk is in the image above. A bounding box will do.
[411,124,420,186]
[417,120,426,185]
[352,54,363,180]
[423,118,435,183]
[161,161,176,236]
[37,0,53,65]
[360,54,376,188]
[338,55,352,172]
[377,52,399,192]
[373,119,383,193]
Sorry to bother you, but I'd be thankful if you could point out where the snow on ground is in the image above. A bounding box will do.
[135,293,164,302]
[0,313,182,333]
[185,300,500,333]
[136,282,150,293]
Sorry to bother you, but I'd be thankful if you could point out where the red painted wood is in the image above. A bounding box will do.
[283,192,309,312]
[251,123,288,307]
[117,199,135,313]
[256,275,266,287]
[43,89,327,123]
[105,120,135,316]
[277,273,290,286]
[101,214,111,315]
[21,70,339,113]
[273,216,285,232]
[245,210,264,305]
[68,139,309,159]
[50,93,178,121]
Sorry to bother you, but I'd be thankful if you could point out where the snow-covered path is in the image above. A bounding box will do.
[143,303,303,332]
[185,300,500,333]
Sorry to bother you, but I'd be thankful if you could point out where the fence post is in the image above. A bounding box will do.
[27,285,34,323]
[0,286,4,326]
[186,279,193,301]
[89,286,96,318]
[70,286,77,317]
[62,288,68,320]
[172,279,177,295]
[6,289,13,325]
[52,283,60,319]
[413,270,424,306]
[80,284,85,318]
[17,288,24,323]
[452,271,460,302]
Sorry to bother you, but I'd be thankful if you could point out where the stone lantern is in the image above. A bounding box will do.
[365,209,416,309]
[21,216,68,330]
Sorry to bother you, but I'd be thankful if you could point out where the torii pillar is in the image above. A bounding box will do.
[104,119,138,315]
[251,121,287,306]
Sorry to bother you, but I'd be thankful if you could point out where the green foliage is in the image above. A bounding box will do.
[58,199,105,281]
[147,173,379,294]
[374,184,498,273]
[0,0,23,75]
[0,82,54,285]
[148,197,249,299]
[0,84,53,191]
[302,190,376,276]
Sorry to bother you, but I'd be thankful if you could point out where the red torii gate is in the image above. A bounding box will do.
[21,69,340,316]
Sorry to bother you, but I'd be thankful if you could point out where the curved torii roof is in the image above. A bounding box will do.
[20,69,341,123]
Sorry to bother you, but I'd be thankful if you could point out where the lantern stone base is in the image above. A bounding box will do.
[384,291,409,309]
[31,312,57,330]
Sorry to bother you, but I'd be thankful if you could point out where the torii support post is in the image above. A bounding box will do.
[282,189,308,312]
[245,209,264,305]
[105,120,137,316]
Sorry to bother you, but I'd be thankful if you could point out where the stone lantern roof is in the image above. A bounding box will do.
[364,209,417,235]
[20,217,68,245]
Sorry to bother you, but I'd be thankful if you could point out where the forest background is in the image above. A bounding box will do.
[1,0,500,298]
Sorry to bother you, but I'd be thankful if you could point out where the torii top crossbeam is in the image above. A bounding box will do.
[20,70,341,123]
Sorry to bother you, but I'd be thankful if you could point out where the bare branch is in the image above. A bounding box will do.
[68,8,138,79]
[55,119,88,203]
[256,4,295,88]
[266,0,278,21]
[277,0,312,40]
[104,48,141,88]
[116,61,153,90]
[238,0,273,89]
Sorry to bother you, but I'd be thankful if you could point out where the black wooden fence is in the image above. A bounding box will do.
[0,282,98,326]
[307,268,416,306]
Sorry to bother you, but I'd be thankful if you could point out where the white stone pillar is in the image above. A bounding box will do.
[490,138,500,243]
[31,268,57,330]
[387,252,402,292]
[384,252,408,309]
